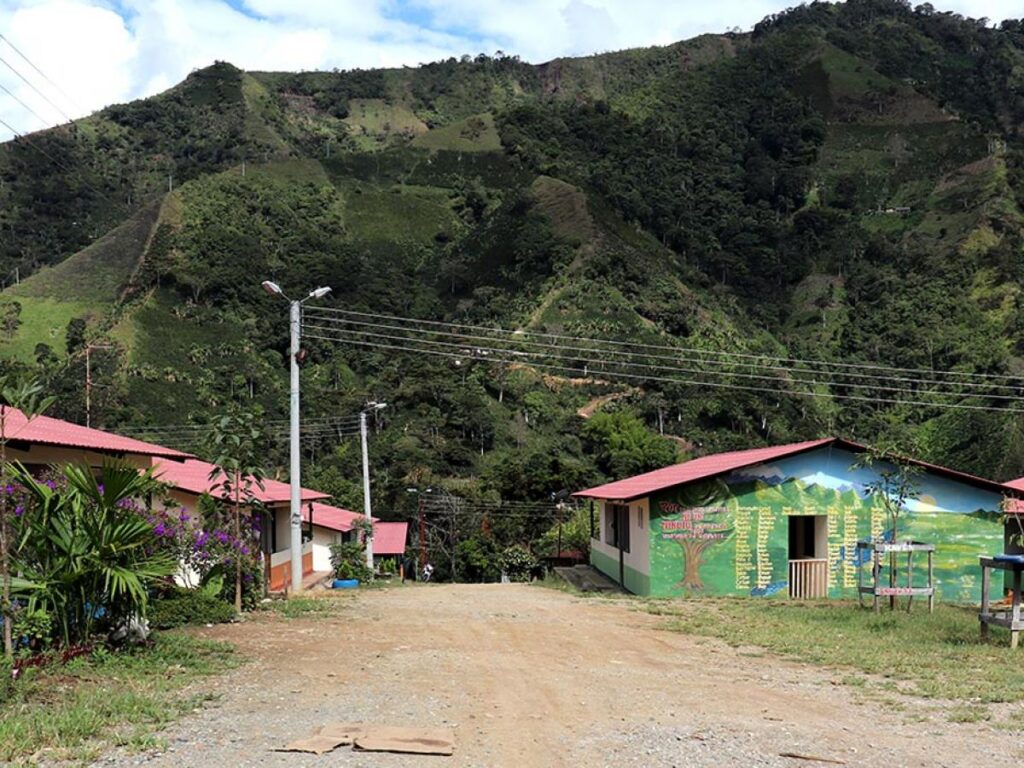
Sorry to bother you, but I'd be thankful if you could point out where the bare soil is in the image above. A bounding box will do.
[103,584,1021,767]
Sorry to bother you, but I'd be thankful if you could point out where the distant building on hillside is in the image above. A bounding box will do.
[574,438,1019,602]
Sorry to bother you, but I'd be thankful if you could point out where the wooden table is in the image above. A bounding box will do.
[979,556,1024,648]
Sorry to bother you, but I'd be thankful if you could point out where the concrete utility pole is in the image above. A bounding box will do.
[261,280,332,594]
[360,402,387,571]
[361,411,372,569]
[288,299,302,593]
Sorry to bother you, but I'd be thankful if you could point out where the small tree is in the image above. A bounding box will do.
[206,409,265,613]
[854,447,921,607]
[0,374,55,659]
[855,448,921,544]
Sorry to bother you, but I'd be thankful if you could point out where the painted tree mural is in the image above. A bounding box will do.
[656,481,734,592]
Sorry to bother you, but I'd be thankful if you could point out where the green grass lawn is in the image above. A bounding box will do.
[649,599,1024,704]
[0,633,237,765]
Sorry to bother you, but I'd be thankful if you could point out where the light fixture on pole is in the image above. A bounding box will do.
[261,280,332,594]
[361,401,387,571]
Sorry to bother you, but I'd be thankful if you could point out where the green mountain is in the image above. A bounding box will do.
[2,0,1024,524]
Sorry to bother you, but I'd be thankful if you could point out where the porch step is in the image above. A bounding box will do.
[553,565,625,593]
[269,570,334,594]
[303,570,334,591]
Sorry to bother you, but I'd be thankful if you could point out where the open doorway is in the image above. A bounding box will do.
[788,515,828,599]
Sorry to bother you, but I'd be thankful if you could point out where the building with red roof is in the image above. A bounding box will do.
[372,521,409,560]
[575,437,1020,601]
[0,406,378,592]
[2,406,192,468]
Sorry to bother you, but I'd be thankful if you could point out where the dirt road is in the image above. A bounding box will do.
[105,584,1019,767]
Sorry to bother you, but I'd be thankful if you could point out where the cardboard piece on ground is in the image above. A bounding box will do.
[353,726,455,756]
[317,722,366,743]
[278,735,348,755]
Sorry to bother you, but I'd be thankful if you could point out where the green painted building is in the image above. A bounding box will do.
[576,438,1018,601]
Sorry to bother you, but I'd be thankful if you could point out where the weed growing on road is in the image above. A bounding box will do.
[0,633,236,765]
[260,594,353,619]
[653,599,1024,703]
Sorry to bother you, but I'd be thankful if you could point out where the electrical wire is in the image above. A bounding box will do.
[304,315,1024,402]
[307,306,1024,383]
[0,80,50,128]
[304,328,1024,414]
[0,52,73,123]
[0,33,84,113]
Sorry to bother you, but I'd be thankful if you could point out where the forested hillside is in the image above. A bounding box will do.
[2,0,1024,559]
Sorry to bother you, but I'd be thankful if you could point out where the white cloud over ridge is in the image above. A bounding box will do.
[0,0,1019,141]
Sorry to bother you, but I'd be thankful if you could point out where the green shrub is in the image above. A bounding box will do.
[329,542,372,582]
[500,545,538,582]
[13,609,52,654]
[148,588,236,630]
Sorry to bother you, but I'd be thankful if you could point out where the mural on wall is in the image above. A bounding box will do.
[647,447,1006,601]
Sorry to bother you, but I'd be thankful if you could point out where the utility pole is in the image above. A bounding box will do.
[260,281,332,595]
[360,402,387,571]
[83,343,112,429]
[361,410,373,569]
[288,298,302,593]
[419,495,426,572]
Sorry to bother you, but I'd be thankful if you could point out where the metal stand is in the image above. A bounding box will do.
[979,556,1024,648]
[856,540,935,613]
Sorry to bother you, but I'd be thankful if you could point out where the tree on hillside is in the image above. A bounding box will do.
[582,411,678,479]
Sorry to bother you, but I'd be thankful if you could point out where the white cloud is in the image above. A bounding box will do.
[0,0,1019,141]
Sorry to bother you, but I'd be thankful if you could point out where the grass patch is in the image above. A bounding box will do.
[654,599,1024,702]
[260,594,352,619]
[412,113,501,153]
[0,633,237,765]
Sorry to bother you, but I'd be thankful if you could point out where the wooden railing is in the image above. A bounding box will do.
[789,558,828,599]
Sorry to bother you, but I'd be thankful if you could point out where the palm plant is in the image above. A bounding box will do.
[0,373,55,659]
[12,462,176,646]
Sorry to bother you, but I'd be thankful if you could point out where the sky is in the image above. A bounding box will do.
[0,0,1020,141]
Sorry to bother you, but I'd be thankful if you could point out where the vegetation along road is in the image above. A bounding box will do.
[98,584,1021,768]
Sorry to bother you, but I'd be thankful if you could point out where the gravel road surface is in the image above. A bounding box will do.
[98,584,1021,767]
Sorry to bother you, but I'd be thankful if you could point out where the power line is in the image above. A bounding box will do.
[0,52,73,123]
[304,314,1024,401]
[0,79,50,128]
[304,323,1018,408]
[304,328,1024,414]
[116,415,361,435]
[308,306,1024,384]
[306,310,1024,396]
[0,33,84,113]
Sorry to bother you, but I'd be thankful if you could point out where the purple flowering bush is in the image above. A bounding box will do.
[146,493,263,611]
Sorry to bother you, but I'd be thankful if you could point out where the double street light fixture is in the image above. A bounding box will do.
[261,280,332,594]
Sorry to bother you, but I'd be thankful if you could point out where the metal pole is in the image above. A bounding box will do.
[289,299,303,594]
[361,411,374,570]
[85,345,92,428]
[419,495,426,572]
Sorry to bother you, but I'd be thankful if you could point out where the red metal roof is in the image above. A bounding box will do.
[153,458,328,504]
[574,437,1017,501]
[574,439,835,501]
[305,501,368,533]
[372,521,409,555]
[1,406,192,460]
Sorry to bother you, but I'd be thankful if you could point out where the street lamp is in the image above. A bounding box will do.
[361,401,387,571]
[262,280,332,594]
